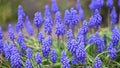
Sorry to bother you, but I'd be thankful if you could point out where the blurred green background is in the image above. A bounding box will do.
[0,0,119,30]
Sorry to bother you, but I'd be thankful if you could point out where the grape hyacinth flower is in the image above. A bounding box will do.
[76,0,82,10]
[3,42,10,61]
[37,32,44,44]
[107,42,117,59]
[25,59,32,68]
[42,39,50,59]
[106,0,113,9]
[72,56,79,65]
[76,46,86,63]
[34,12,43,33]
[66,29,73,41]
[44,18,52,35]
[94,57,102,68]
[0,40,3,53]
[50,49,57,63]
[118,0,120,8]
[17,32,25,45]
[44,5,52,21]
[18,5,25,19]
[35,52,42,65]
[8,24,15,41]
[54,11,62,24]
[0,27,3,39]
[26,16,34,36]
[26,48,32,59]
[10,43,22,68]
[61,52,70,68]
[46,35,52,46]
[110,7,117,29]
[51,0,58,13]
[79,7,85,22]
[64,10,70,27]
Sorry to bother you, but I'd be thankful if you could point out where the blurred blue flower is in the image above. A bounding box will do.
[64,10,70,26]
[0,40,3,53]
[50,49,57,63]
[108,42,117,59]
[18,5,25,20]
[26,48,32,59]
[35,52,42,65]
[42,39,50,58]
[8,24,15,41]
[110,7,117,25]
[72,56,79,65]
[46,35,52,46]
[44,18,52,35]
[79,7,85,22]
[61,51,70,68]
[51,0,58,13]
[94,57,102,68]
[25,59,32,68]
[54,11,62,24]
[17,32,25,45]
[0,27,3,39]
[66,29,73,41]
[106,0,113,9]
[26,16,34,36]
[37,32,44,44]
[118,0,120,8]
[76,46,86,63]
[44,5,52,21]
[76,0,82,10]
[34,12,43,28]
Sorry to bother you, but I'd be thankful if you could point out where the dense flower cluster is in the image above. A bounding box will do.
[94,57,102,68]
[51,0,58,13]
[50,49,57,63]
[25,59,32,68]
[35,52,42,65]
[26,48,32,59]
[8,24,15,41]
[106,0,113,9]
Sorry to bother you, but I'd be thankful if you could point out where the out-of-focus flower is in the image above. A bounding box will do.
[72,56,79,65]
[54,11,62,24]
[61,51,70,68]
[37,32,44,44]
[0,27,3,39]
[79,7,85,22]
[8,24,15,41]
[110,7,117,25]
[0,40,3,53]
[34,12,43,28]
[64,10,70,26]
[26,16,34,36]
[26,48,32,59]
[25,59,32,68]
[66,29,73,41]
[50,49,57,63]
[106,0,113,9]
[35,52,42,65]
[51,0,58,13]
[94,57,102,68]
[118,0,120,8]
[76,0,82,10]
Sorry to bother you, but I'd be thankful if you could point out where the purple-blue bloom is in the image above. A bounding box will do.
[79,7,85,22]
[25,59,32,68]
[66,29,73,41]
[51,0,58,13]
[106,0,113,9]
[26,48,32,59]
[18,5,25,19]
[64,10,70,26]
[50,49,57,63]
[118,0,120,8]
[34,12,43,28]
[8,24,15,41]
[35,52,42,65]
[76,0,82,10]
[0,40,3,53]
[72,56,79,65]
[25,16,34,36]
[44,5,52,21]
[37,32,44,44]
[0,27,3,39]
[110,7,117,25]
[94,57,102,68]
[54,11,62,24]
[61,51,70,68]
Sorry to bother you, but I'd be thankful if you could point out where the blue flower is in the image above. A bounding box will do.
[0,27,3,39]
[51,0,58,13]
[17,32,25,45]
[60,51,70,68]
[44,5,52,21]
[34,12,43,28]
[72,56,79,65]
[54,11,62,24]
[94,57,102,68]
[20,41,27,50]
[76,0,82,10]
[118,0,120,8]
[106,0,113,8]
[18,5,25,19]
[50,49,57,63]
[108,42,117,59]
[42,39,50,58]
[0,40,3,53]
[37,32,44,44]
[46,35,52,46]
[66,29,73,41]
[10,44,22,68]
[79,8,85,22]
[25,16,34,36]
[64,10,70,26]
[76,34,85,44]
[110,7,117,25]
[3,42,10,61]
[76,46,86,63]
[8,24,15,41]
[26,48,32,59]
[25,59,32,68]
[44,18,52,35]
[35,52,42,65]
